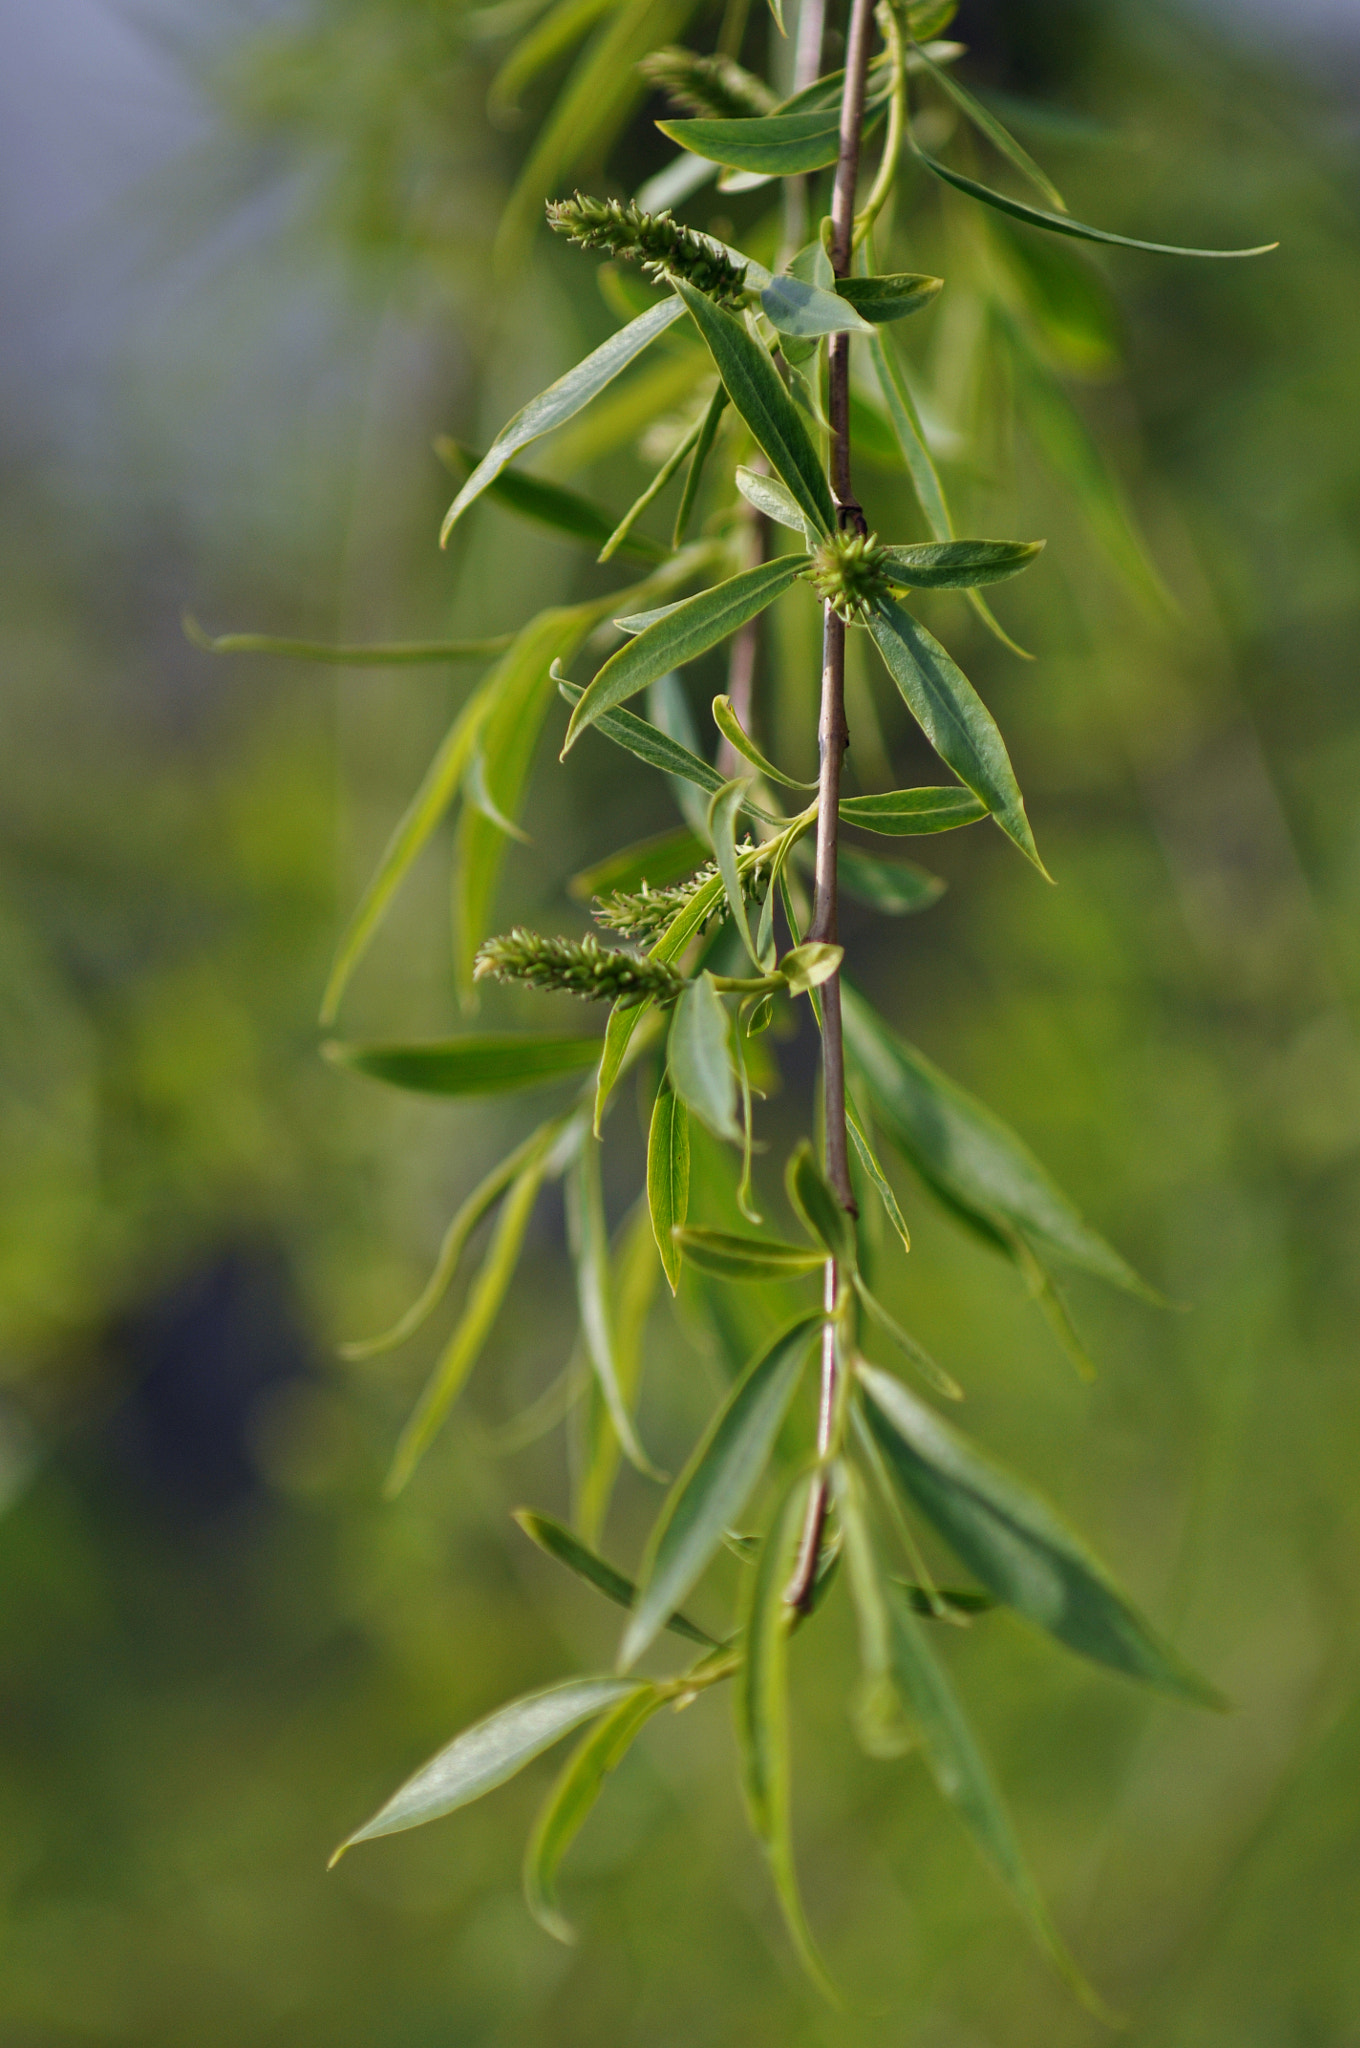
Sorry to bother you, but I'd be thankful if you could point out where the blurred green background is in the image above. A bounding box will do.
[2,1,1359,2041]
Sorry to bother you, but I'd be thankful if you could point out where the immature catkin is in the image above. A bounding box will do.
[473,928,685,1006]
[638,46,777,120]
[546,194,750,308]
[593,858,768,943]
[806,530,893,622]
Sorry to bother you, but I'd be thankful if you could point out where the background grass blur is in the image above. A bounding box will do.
[2,1,1358,2041]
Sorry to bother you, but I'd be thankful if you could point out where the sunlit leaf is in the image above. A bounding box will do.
[713,690,816,789]
[659,109,845,176]
[647,1078,690,1295]
[558,671,727,804]
[912,145,1278,258]
[387,1152,550,1493]
[733,464,816,542]
[330,1677,635,1862]
[840,983,1157,1296]
[675,283,836,538]
[667,975,741,1143]
[867,594,1046,872]
[562,558,803,752]
[844,1089,910,1253]
[672,1228,825,1283]
[835,273,943,323]
[620,1314,822,1668]
[881,1581,1118,2018]
[524,1684,666,1942]
[324,1034,599,1096]
[434,437,663,561]
[779,941,843,995]
[736,1469,841,2002]
[858,1364,1226,1706]
[760,273,875,339]
[513,1509,717,1646]
[838,785,988,834]
[708,779,761,969]
[440,298,686,543]
[880,539,1045,590]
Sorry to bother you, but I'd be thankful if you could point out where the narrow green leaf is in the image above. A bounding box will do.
[319,682,492,1026]
[441,298,686,543]
[570,825,708,900]
[621,1315,821,1668]
[568,1140,662,1479]
[577,1198,661,1539]
[184,615,515,665]
[434,437,663,562]
[708,779,761,969]
[324,1034,600,1096]
[760,274,875,339]
[387,1154,549,1493]
[598,413,704,564]
[658,109,842,176]
[343,1121,565,1358]
[648,1079,690,1294]
[733,464,815,542]
[513,1509,717,1646]
[911,38,1068,213]
[835,273,943,323]
[839,785,988,835]
[880,538,1045,590]
[836,1463,915,1759]
[853,1278,963,1401]
[457,609,598,999]
[524,1685,665,1942]
[330,1677,634,1863]
[673,382,730,546]
[713,693,817,791]
[672,1228,825,1283]
[896,1582,994,1616]
[785,1141,855,1264]
[674,282,836,537]
[882,1583,1120,2021]
[558,671,727,803]
[913,146,1278,258]
[867,594,1045,873]
[840,983,1157,1296]
[667,973,741,1142]
[779,941,843,995]
[858,1363,1226,1707]
[488,0,613,115]
[844,1089,910,1253]
[805,842,945,914]
[867,329,1030,658]
[562,558,803,753]
[736,1469,841,2003]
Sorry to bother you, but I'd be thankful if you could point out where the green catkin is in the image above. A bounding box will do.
[474,928,686,1006]
[546,195,750,309]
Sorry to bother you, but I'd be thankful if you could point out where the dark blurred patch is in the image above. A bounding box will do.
[104,1240,313,1519]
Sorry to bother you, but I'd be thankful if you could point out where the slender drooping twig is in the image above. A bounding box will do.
[786,0,877,1614]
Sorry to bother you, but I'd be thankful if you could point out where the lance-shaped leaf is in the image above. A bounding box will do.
[882,1583,1118,2020]
[621,1314,822,1668]
[435,437,663,561]
[910,38,1068,213]
[713,691,817,790]
[568,1140,661,1479]
[673,383,729,546]
[880,539,1045,590]
[668,973,741,1143]
[387,1152,549,1493]
[708,779,761,969]
[562,558,803,752]
[785,1141,855,1265]
[325,1034,600,1096]
[759,273,875,339]
[675,282,835,537]
[912,146,1278,259]
[648,1078,690,1294]
[659,97,885,177]
[558,671,726,803]
[673,1228,825,1283]
[858,1363,1225,1707]
[836,1462,915,1760]
[598,413,704,563]
[867,594,1045,873]
[854,1279,963,1401]
[835,272,943,324]
[840,983,1156,1296]
[845,1089,910,1253]
[440,297,686,542]
[514,1509,717,1647]
[576,1199,660,1541]
[733,465,816,543]
[524,1684,667,1942]
[839,785,988,835]
[330,1677,635,1863]
[736,1469,840,2002]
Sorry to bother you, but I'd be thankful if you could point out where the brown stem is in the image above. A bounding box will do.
[786,0,877,1616]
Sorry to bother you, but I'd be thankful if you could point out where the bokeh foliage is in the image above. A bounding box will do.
[2,1,1359,2041]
